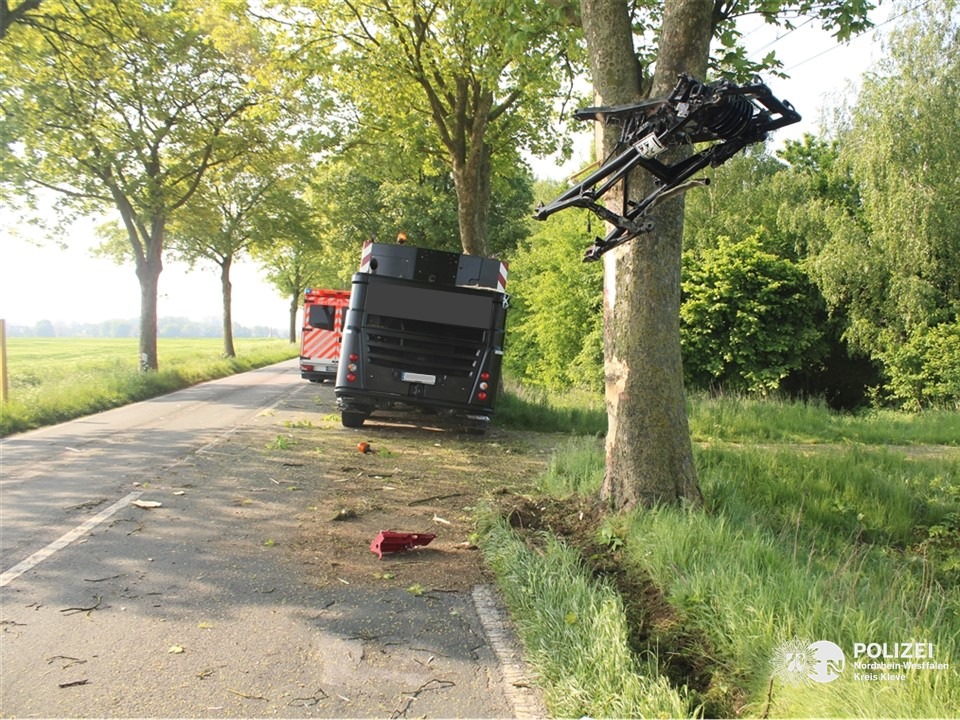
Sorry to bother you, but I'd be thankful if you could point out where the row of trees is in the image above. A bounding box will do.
[2,0,899,510]
[507,0,959,413]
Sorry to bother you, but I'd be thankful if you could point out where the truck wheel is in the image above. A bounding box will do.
[341,410,368,428]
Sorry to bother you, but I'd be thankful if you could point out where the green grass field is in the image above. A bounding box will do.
[0,337,298,436]
[483,394,960,718]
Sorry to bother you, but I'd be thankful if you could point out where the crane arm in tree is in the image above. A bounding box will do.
[535,74,801,261]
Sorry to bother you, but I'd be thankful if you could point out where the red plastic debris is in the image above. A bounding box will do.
[369,530,436,559]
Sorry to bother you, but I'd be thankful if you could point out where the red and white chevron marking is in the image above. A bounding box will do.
[360,241,373,272]
[301,323,340,361]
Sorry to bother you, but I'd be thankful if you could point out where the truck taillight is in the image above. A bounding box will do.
[477,391,488,401]
[346,373,357,382]
[349,353,359,362]
[480,371,490,380]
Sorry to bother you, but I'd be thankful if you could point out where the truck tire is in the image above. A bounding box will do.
[341,410,368,428]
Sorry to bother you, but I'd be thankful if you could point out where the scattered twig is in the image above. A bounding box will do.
[228,688,269,701]
[289,688,328,707]
[47,656,87,669]
[408,492,463,506]
[58,679,90,689]
[60,596,102,616]
[83,575,120,583]
[760,676,775,719]
[391,679,455,718]
[68,498,108,511]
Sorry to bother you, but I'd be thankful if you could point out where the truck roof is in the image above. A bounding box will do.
[360,241,507,293]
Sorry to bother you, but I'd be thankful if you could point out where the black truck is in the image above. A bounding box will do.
[335,241,509,432]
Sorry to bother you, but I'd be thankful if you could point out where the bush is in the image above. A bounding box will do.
[681,232,827,393]
[880,321,960,410]
[504,205,604,392]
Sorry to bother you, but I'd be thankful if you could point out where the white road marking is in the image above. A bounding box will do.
[0,490,143,588]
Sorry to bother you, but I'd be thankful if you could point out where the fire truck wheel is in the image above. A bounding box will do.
[341,410,368,428]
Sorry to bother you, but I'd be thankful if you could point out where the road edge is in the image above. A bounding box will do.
[472,584,549,719]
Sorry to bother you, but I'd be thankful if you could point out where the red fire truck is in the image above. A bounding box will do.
[299,288,351,382]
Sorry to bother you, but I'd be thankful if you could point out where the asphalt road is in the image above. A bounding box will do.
[0,360,541,718]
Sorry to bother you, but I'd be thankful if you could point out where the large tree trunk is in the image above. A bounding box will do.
[289,292,299,345]
[134,230,163,372]
[220,255,236,358]
[451,141,492,257]
[582,0,711,510]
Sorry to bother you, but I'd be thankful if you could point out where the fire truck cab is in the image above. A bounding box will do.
[299,288,351,382]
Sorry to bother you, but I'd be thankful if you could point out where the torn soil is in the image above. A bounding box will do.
[498,494,744,717]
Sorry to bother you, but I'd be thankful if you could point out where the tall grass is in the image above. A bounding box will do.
[496,383,960,446]
[1,338,297,436]
[496,381,606,434]
[479,397,960,718]
[688,391,960,446]
[479,512,693,719]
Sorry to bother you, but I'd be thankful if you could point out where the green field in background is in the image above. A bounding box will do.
[0,337,298,436]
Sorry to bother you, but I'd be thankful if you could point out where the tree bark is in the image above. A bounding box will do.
[135,238,163,372]
[450,116,493,256]
[220,255,235,358]
[289,292,299,345]
[581,0,711,510]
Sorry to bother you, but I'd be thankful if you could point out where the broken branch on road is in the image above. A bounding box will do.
[59,596,102,616]
[58,679,90,689]
[391,678,455,718]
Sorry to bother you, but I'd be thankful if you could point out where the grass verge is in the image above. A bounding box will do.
[478,403,960,718]
[1,337,297,436]
[478,511,694,718]
[495,381,606,434]
[495,384,960,446]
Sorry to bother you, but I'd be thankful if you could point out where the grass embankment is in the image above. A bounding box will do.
[482,391,960,718]
[0,337,297,436]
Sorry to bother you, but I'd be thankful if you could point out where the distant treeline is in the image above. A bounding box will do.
[6,318,286,339]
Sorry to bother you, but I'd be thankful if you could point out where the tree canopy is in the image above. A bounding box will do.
[287,0,583,256]
[1,0,283,369]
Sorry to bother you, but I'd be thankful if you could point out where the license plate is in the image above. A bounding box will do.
[401,372,436,385]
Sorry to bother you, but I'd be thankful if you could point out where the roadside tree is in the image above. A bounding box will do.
[831,0,960,379]
[250,185,332,343]
[0,0,40,39]
[167,147,308,357]
[292,0,581,256]
[0,1,275,370]
[577,0,873,510]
